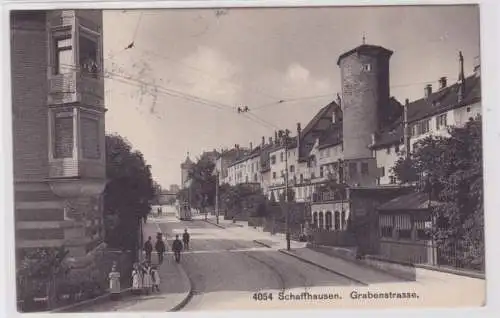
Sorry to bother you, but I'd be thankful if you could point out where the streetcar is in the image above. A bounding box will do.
[176,201,193,221]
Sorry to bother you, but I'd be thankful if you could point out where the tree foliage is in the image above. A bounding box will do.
[104,134,156,251]
[187,154,217,209]
[391,116,484,269]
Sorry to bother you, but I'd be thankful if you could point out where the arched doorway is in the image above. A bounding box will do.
[334,211,341,230]
[312,212,318,228]
[325,211,333,231]
[318,212,324,229]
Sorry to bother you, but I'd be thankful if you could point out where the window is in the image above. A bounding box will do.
[300,174,304,183]
[395,144,400,153]
[311,172,316,179]
[320,166,324,178]
[415,219,431,240]
[81,116,100,159]
[245,176,249,183]
[380,166,385,177]
[362,63,372,72]
[298,187,303,198]
[289,165,295,173]
[436,113,448,130]
[389,176,397,184]
[270,155,276,164]
[380,215,393,238]
[395,214,412,240]
[54,37,73,75]
[272,172,276,179]
[467,107,471,113]
[386,147,391,154]
[349,162,357,176]
[361,162,369,175]
[280,152,284,162]
[254,173,257,182]
[79,34,99,78]
[53,112,74,158]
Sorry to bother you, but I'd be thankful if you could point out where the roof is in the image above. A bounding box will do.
[371,73,481,149]
[318,122,343,149]
[377,191,440,211]
[182,155,194,166]
[337,44,393,66]
[298,101,339,159]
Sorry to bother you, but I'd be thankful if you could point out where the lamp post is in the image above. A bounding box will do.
[215,171,220,224]
[279,129,291,251]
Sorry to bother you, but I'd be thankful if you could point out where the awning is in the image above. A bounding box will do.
[378,191,440,212]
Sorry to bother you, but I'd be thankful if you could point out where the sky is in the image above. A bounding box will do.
[101,5,480,189]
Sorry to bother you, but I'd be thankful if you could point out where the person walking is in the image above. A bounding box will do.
[142,262,153,295]
[172,234,183,263]
[144,236,153,263]
[182,228,190,250]
[108,263,121,300]
[155,234,166,265]
[151,265,161,292]
[131,263,142,295]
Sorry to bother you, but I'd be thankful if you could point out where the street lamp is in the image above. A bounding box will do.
[278,129,291,251]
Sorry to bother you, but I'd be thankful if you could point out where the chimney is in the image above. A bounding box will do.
[439,77,447,90]
[274,131,278,144]
[261,136,265,147]
[458,51,465,102]
[403,98,410,157]
[297,122,302,152]
[371,133,376,146]
[336,93,341,107]
[250,142,253,150]
[269,136,273,144]
[473,56,480,76]
[425,84,432,98]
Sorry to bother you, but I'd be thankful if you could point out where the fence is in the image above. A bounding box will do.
[308,229,356,247]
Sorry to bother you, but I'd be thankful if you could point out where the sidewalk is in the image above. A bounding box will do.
[62,221,192,312]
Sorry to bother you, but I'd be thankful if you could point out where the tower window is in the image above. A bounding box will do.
[79,33,99,78]
[54,37,73,75]
[362,64,372,72]
[53,111,74,159]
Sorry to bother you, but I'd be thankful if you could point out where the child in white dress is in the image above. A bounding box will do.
[151,265,160,292]
[131,263,142,295]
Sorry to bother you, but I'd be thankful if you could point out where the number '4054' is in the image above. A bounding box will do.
[253,292,273,301]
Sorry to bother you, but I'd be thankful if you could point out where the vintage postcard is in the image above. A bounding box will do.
[7,3,487,314]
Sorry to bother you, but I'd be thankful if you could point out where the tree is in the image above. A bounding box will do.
[391,116,484,270]
[104,134,156,252]
[187,154,217,209]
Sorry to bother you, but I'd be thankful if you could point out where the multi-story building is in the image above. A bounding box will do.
[370,53,481,185]
[11,10,106,259]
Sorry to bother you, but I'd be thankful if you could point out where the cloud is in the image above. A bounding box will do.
[176,46,241,105]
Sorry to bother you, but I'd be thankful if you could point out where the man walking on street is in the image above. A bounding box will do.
[144,236,153,263]
[182,228,190,250]
[155,234,166,265]
[172,235,183,263]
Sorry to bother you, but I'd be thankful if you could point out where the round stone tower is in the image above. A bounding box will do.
[337,44,393,160]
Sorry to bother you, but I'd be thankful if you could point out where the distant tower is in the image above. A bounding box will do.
[337,43,393,160]
[181,153,194,188]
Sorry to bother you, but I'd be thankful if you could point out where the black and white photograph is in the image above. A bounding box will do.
[5,2,490,314]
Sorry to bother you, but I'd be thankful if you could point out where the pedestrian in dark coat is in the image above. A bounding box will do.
[172,235,183,263]
[144,236,153,263]
[155,235,166,265]
[182,229,190,250]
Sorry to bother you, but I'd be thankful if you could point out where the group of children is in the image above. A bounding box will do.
[108,229,191,300]
[131,261,161,295]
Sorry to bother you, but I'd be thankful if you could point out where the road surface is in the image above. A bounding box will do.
[155,215,360,311]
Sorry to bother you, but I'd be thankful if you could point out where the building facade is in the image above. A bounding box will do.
[188,43,481,238]
[12,10,106,259]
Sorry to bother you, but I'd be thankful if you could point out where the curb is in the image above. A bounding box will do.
[51,288,133,313]
[278,250,368,286]
[253,240,273,248]
[204,219,226,229]
[169,264,194,312]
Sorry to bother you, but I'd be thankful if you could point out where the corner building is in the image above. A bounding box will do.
[11,10,106,259]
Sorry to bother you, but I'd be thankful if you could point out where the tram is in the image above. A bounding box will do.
[176,201,193,221]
